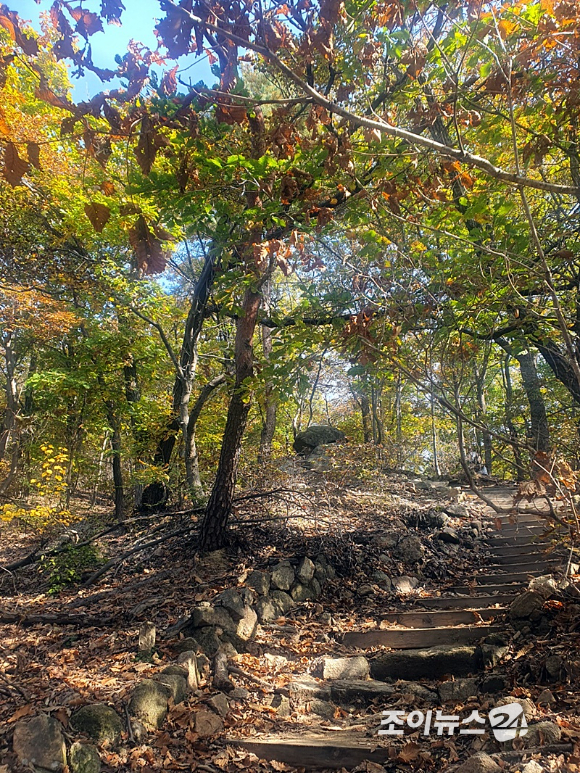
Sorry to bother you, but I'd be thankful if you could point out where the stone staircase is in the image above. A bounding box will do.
[227,509,572,770]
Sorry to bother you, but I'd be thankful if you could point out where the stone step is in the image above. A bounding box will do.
[378,608,504,628]
[370,644,483,680]
[485,535,553,546]
[230,734,392,770]
[495,515,544,524]
[489,523,548,534]
[416,594,516,609]
[341,624,504,650]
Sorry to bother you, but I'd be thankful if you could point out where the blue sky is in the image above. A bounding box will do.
[16,0,213,98]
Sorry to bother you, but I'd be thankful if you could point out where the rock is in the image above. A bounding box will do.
[192,627,222,657]
[480,635,509,668]
[293,425,345,454]
[377,553,391,566]
[191,604,236,632]
[69,742,101,773]
[319,611,332,624]
[536,688,555,705]
[437,527,461,544]
[310,577,322,597]
[13,714,66,772]
[235,605,258,641]
[138,621,156,652]
[247,570,270,595]
[544,654,563,679]
[71,704,123,744]
[176,651,199,689]
[372,571,392,590]
[395,682,438,702]
[230,687,250,700]
[392,575,419,594]
[394,535,424,563]
[194,709,224,737]
[444,504,469,518]
[509,591,544,621]
[528,575,558,599]
[129,679,172,729]
[215,589,246,620]
[522,762,544,773]
[269,694,291,717]
[374,533,400,550]
[206,693,229,717]
[326,564,336,579]
[291,583,314,602]
[371,645,480,681]
[480,674,507,694]
[297,557,315,583]
[270,590,295,613]
[438,678,479,704]
[329,679,394,704]
[215,637,239,658]
[357,584,374,596]
[455,752,501,773]
[309,699,336,718]
[130,719,148,743]
[174,637,200,654]
[523,721,561,747]
[153,673,188,704]
[271,562,295,591]
[255,597,281,623]
[289,677,331,702]
[495,696,535,721]
[314,562,327,583]
[313,656,369,681]
[256,591,294,622]
[162,664,188,678]
[406,509,448,529]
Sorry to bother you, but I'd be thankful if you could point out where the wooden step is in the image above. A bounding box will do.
[470,571,543,585]
[490,554,558,567]
[379,608,504,628]
[448,582,527,595]
[341,624,504,649]
[416,594,516,609]
[490,543,551,556]
[230,734,392,770]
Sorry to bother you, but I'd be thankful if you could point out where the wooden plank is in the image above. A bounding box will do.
[491,543,551,556]
[230,735,393,769]
[449,582,526,594]
[379,608,504,628]
[490,556,558,567]
[471,570,544,584]
[416,594,516,609]
[341,624,504,649]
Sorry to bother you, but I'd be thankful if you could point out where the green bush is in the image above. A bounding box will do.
[41,544,101,594]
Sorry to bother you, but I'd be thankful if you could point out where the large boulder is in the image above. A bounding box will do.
[69,742,101,773]
[71,704,123,745]
[129,679,172,729]
[13,714,66,772]
[293,425,346,454]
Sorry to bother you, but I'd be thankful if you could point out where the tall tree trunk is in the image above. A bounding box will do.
[185,373,226,495]
[430,389,441,477]
[502,354,526,481]
[104,402,124,521]
[473,349,493,475]
[0,332,18,463]
[258,281,277,465]
[516,349,551,454]
[371,384,384,445]
[200,288,263,551]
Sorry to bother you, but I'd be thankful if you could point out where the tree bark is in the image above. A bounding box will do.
[516,349,551,454]
[200,288,263,551]
[185,373,226,495]
[258,281,277,465]
[502,354,527,481]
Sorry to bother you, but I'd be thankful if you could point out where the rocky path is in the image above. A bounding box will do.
[228,491,571,771]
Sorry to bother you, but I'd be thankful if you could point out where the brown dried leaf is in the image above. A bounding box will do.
[3,141,29,186]
[85,202,111,233]
[129,215,167,274]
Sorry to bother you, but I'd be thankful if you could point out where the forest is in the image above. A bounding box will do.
[1,1,580,772]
